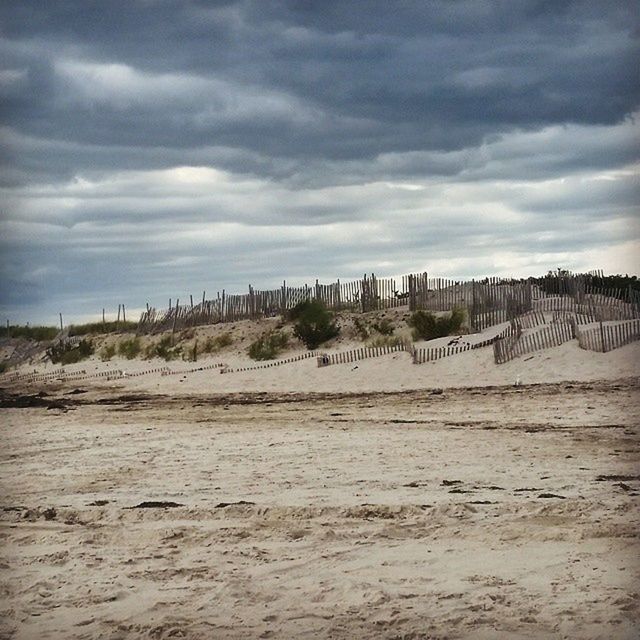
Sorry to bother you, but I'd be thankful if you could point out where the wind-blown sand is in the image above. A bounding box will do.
[1,337,639,639]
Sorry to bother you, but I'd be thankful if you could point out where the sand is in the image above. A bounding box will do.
[1,326,639,639]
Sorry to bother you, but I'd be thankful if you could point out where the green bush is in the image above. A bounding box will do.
[292,300,340,350]
[286,300,314,322]
[47,339,94,364]
[372,318,395,336]
[117,337,141,359]
[0,361,9,374]
[145,335,183,361]
[408,308,465,341]
[352,317,371,340]
[203,332,233,353]
[68,320,138,336]
[366,335,404,348]
[248,331,289,360]
[2,325,58,341]
[100,344,116,361]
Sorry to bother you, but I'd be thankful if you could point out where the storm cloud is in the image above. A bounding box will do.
[1,0,638,324]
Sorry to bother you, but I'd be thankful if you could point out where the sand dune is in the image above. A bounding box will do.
[4,325,640,396]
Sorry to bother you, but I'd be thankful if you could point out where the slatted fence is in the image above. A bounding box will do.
[493,323,575,364]
[135,271,640,337]
[315,342,410,367]
[3,362,230,386]
[221,351,319,374]
[412,324,519,364]
[513,311,547,330]
[576,320,640,353]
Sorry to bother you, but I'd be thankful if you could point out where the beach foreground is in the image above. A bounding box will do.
[1,379,639,639]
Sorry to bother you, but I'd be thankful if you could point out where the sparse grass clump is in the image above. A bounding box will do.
[68,320,138,336]
[290,300,340,350]
[408,308,465,341]
[352,316,395,341]
[365,335,405,349]
[47,339,94,364]
[2,325,59,341]
[117,337,141,360]
[352,317,371,340]
[144,335,183,361]
[372,318,395,336]
[184,341,199,362]
[203,332,233,353]
[248,331,289,360]
[100,344,116,361]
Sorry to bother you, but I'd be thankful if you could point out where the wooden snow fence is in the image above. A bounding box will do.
[135,272,639,336]
[412,343,472,363]
[493,323,575,364]
[138,274,412,334]
[3,367,86,384]
[513,311,547,330]
[576,320,640,353]
[412,324,519,364]
[468,280,534,332]
[534,295,637,321]
[316,342,410,368]
[157,362,225,377]
[221,351,319,374]
[3,363,230,386]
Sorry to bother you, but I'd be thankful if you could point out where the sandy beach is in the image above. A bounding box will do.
[1,357,639,639]
[3,0,638,636]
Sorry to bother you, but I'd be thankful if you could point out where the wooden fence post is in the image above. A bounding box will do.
[172,299,179,344]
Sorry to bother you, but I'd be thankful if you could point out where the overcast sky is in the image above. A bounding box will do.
[1,0,639,325]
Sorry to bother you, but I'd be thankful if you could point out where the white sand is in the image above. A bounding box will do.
[1,381,639,639]
[1,320,639,639]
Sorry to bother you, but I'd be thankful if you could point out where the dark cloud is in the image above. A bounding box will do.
[0,1,638,323]
[2,0,638,165]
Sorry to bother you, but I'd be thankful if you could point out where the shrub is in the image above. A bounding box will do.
[286,300,314,322]
[2,325,58,341]
[145,335,183,361]
[292,300,340,350]
[365,335,405,348]
[408,308,465,341]
[248,331,289,360]
[372,318,395,336]
[100,344,116,361]
[47,339,94,364]
[0,361,8,374]
[202,332,233,353]
[117,338,141,359]
[352,317,371,340]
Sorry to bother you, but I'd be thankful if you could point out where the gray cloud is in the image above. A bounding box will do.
[0,0,638,324]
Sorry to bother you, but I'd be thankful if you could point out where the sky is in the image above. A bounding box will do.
[1,0,639,325]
